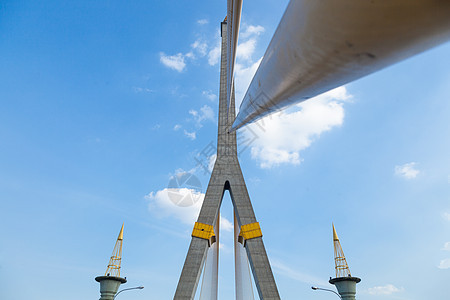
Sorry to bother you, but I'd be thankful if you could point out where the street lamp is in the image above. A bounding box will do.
[113,286,144,299]
[311,286,341,299]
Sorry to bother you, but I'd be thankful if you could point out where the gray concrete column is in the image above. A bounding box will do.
[329,277,361,300]
[95,276,127,300]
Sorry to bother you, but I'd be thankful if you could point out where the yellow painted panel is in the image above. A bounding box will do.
[192,222,215,240]
[239,222,262,240]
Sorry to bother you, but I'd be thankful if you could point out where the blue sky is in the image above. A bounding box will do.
[1,1,449,299]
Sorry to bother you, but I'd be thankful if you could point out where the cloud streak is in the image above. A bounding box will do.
[189,105,215,127]
[160,25,220,70]
[208,43,221,66]
[184,130,196,140]
[395,162,420,179]
[442,242,450,251]
[160,52,186,72]
[367,284,403,295]
[438,258,450,269]
[202,90,217,102]
[444,212,450,221]
[240,25,265,39]
[197,19,208,25]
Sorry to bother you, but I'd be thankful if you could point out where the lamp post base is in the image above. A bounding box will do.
[95,276,127,300]
[329,277,361,300]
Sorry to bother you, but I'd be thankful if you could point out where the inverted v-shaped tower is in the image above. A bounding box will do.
[173,19,280,300]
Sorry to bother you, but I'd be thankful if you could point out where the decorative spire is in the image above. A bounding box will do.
[105,223,124,277]
[332,223,351,278]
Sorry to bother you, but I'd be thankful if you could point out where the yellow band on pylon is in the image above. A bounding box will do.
[192,222,215,240]
[239,222,262,241]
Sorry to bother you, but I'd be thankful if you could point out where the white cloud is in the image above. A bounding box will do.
[439,242,450,269]
[202,90,217,102]
[234,58,262,106]
[197,19,208,25]
[240,25,265,39]
[145,188,204,225]
[200,105,215,121]
[132,86,153,93]
[230,24,266,105]
[443,212,450,221]
[438,258,450,269]
[184,130,196,140]
[220,215,233,232]
[244,87,350,168]
[395,162,420,179]
[185,51,194,59]
[208,44,221,66]
[208,154,217,173]
[191,39,208,57]
[160,52,186,72]
[234,24,265,70]
[218,241,229,251]
[368,284,403,295]
[173,124,182,131]
[189,105,215,127]
[160,37,210,71]
[237,39,257,61]
[146,181,233,229]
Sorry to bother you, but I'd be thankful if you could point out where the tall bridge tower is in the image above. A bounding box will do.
[173,19,280,300]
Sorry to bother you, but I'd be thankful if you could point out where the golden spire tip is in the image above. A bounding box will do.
[118,223,124,240]
[332,223,339,241]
